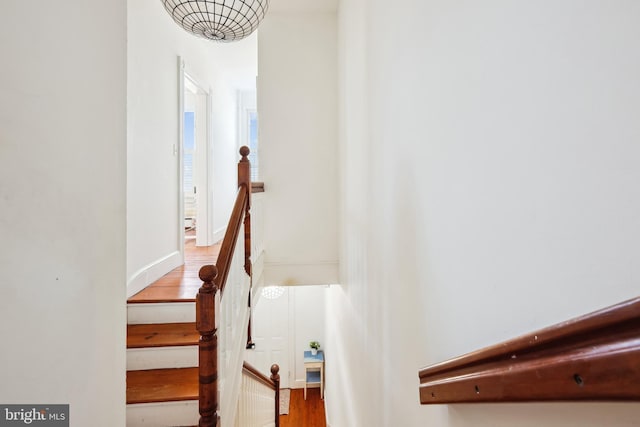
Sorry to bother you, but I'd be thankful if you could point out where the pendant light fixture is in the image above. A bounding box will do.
[161,0,269,42]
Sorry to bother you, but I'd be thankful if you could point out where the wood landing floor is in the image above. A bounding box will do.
[281,388,326,427]
[128,238,221,303]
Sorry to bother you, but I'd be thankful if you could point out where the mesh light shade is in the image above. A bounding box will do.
[161,0,269,42]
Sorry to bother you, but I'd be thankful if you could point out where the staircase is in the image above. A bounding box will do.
[126,147,274,427]
[126,296,200,426]
[125,237,219,425]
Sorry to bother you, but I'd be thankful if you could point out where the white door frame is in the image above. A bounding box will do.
[178,57,213,261]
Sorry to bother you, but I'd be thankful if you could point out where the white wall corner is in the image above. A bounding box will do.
[324,390,331,427]
[127,251,182,298]
[213,226,227,244]
[264,262,338,286]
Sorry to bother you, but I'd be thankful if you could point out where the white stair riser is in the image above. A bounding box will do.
[126,401,198,426]
[127,302,195,324]
[127,346,198,371]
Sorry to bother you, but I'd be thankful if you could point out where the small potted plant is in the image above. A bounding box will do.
[309,341,321,356]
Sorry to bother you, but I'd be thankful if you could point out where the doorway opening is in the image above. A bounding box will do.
[180,64,211,254]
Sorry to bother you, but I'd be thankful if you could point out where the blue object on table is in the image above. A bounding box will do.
[304,350,324,362]
[303,350,325,400]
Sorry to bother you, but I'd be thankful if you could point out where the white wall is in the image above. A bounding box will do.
[258,12,339,286]
[326,1,640,426]
[291,285,326,388]
[0,1,127,425]
[247,285,326,389]
[127,0,257,296]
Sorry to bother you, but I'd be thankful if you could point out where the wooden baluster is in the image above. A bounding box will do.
[197,265,220,427]
[271,364,281,427]
[246,292,255,349]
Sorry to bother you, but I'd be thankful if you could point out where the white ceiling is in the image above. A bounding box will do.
[268,0,338,13]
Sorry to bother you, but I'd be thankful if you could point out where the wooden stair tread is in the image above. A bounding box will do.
[127,287,199,303]
[127,323,198,348]
[127,368,198,404]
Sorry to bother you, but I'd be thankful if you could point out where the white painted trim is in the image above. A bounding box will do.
[178,56,186,265]
[288,288,296,390]
[264,261,339,286]
[181,62,212,249]
[127,301,195,324]
[127,345,198,370]
[291,380,321,390]
[180,58,214,249]
[126,251,182,298]
[212,226,227,244]
[206,85,215,246]
[126,400,198,427]
[191,78,210,247]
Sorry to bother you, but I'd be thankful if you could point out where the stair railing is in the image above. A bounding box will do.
[197,146,277,427]
[418,296,640,404]
[235,362,281,427]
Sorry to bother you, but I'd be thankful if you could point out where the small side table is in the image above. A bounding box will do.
[303,350,324,400]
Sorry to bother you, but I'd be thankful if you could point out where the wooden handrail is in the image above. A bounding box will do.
[242,361,279,390]
[196,146,254,427]
[213,185,248,295]
[418,296,640,404]
[240,362,281,427]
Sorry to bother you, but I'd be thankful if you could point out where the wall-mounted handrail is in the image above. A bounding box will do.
[418,296,640,404]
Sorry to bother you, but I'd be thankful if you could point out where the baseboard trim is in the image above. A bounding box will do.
[212,226,226,244]
[127,251,182,298]
[291,380,321,389]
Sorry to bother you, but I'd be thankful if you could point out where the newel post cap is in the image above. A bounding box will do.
[271,364,280,377]
[198,264,218,283]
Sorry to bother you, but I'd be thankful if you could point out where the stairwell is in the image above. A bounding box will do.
[125,230,222,425]
[125,147,273,427]
[125,249,207,426]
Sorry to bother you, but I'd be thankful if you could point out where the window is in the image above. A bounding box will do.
[247,110,259,181]
[238,90,260,182]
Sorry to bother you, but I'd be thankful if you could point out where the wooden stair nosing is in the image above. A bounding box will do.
[127,297,197,304]
[126,367,198,405]
[127,322,199,348]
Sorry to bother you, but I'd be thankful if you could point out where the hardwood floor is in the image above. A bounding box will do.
[126,367,198,404]
[128,238,221,303]
[127,322,198,348]
[280,388,326,427]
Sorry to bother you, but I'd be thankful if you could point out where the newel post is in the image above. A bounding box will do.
[197,265,220,427]
[271,364,281,427]
[238,146,255,350]
[238,146,252,277]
